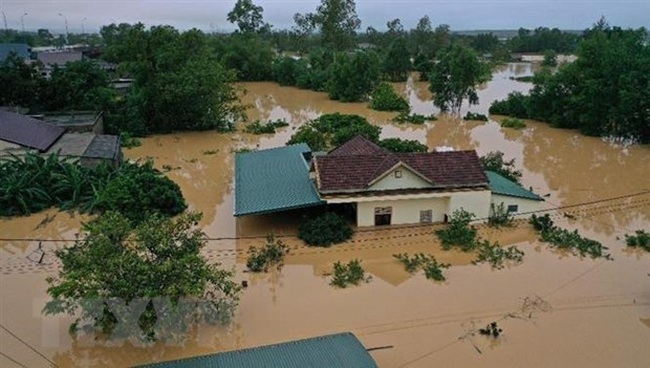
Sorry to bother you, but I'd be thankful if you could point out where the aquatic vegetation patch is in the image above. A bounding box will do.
[369,82,409,112]
[500,117,526,129]
[329,259,371,288]
[435,209,479,252]
[393,253,450,281]
[472,240,524,269]
[119,132,142,148]
[246,234,290,272]
[625,230,650,252]
[463,112,488,121]
[529,214,612,260]
[244,119,289,134]
[393,111,437,125]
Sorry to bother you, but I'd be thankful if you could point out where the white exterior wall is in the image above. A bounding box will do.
[357,196,450,227]
[369,167,430,191]
[448,190,492,220]
[491,194,544,219]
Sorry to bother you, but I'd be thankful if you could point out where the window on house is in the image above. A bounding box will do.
[420,210,432,223]
[394,169,402,178]
[507,205,519,213]
[374,207,392,226]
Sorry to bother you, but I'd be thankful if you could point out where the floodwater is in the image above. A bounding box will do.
[1,62,649,367]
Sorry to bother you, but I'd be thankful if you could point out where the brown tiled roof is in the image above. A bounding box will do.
[315,136,487,193]
[327,135,385,156]
[0,111,65,151]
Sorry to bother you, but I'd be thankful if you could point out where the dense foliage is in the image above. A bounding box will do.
[0,153,186,223]
[369,82,409,112]
[330,259,369,288]
[378,138,428,153]
[298,212,353,247]
[44,211,241,340]
[479,151,522,184]
[326,50,381,102]
[500,117,526,129]
[490,24,650,143]
[429,44,491,115]
[244,119,289,134]
[246,234,290,272]
[508,27,578,53]
[288,113,380,150]
[101,23,245,134]
[393,112,437,125]
[529,214,612,259]
[464,112,488,121]
[294,0,361,51]
[382,38,412,82]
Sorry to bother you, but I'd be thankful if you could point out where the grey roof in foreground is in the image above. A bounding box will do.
[83,135,120,159]
[486,171,544,201]
[0,110,65,151]
[234,144,324,216]
[137,332,377,368]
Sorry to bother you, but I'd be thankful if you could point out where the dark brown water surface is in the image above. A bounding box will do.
[1,63,649,367]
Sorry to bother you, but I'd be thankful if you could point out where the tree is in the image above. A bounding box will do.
[101,24,245,133]
[41,59,115,111]
[0,53,44,108]
[369,82,409,112]
[44,211,241,340]
[428,44,490,115]
[412,15,434,56]
[227,0,269,33]
[294,0,361,51]
[541,49,558,67]
[383,37,412,82]
[327,50,380,102]
[479,151,522,184]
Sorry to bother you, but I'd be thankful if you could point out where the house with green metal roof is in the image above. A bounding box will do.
[486,170,544,217]
[234,137,543,225]
[234,143,324,216]
[136,332,378,368]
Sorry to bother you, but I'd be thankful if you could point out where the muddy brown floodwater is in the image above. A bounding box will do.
[1,63,649,367]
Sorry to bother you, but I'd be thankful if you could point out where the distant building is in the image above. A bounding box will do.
[36,50,83,78]
[0,110,121,168]
[0,43,31,63]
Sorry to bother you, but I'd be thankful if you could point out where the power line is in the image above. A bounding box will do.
[0,351,28,368]
[0,324,58,368]
[0,190,648,246]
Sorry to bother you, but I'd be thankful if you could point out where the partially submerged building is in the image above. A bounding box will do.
[0,110,121,167]
[234,136,543,226]
[138,332,377,368]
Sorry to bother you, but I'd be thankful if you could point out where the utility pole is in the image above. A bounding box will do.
[21,13,27,34]
[82,17,86,35]
[1,11,7,36]
[58,12,68,44]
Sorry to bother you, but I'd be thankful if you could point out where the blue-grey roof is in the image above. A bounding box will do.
[82,134,120,160]
[486,171,543,201]
[0,43,30,62]
[234,144,324,216]
[137,332,378,368]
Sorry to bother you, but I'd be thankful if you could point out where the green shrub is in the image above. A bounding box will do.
[464,112,489,121]
[435,209,478,252]
[479,151,522,184]
[369,82,409,112]
[625,230,650,251]
[472,240,524,269]
[288,113,380,151]
[488,203,514,228]
[378,138,428,153]
[489,91,531,118]
[529,214,612,260]
[501,117,526,129]
[330,259,370,288]
[119,132,141,148]
[393,253,450,281]
[246,234,290,272]
[244,119,289,134]
[298,212,353,247]
[393,112,437,125]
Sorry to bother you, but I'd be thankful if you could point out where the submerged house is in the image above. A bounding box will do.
[0,110,121,167]
[234,136,543,226]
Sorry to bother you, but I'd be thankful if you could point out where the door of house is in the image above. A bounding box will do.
[374,207,392,226]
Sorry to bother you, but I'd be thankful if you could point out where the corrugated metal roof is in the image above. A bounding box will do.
[0,43,30,62]
[37,51,83,66]
[234,144,323,216]
[83,134,120,159]
[137,332,377,368]
[486,171,544,201]
[0,111,65,151]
